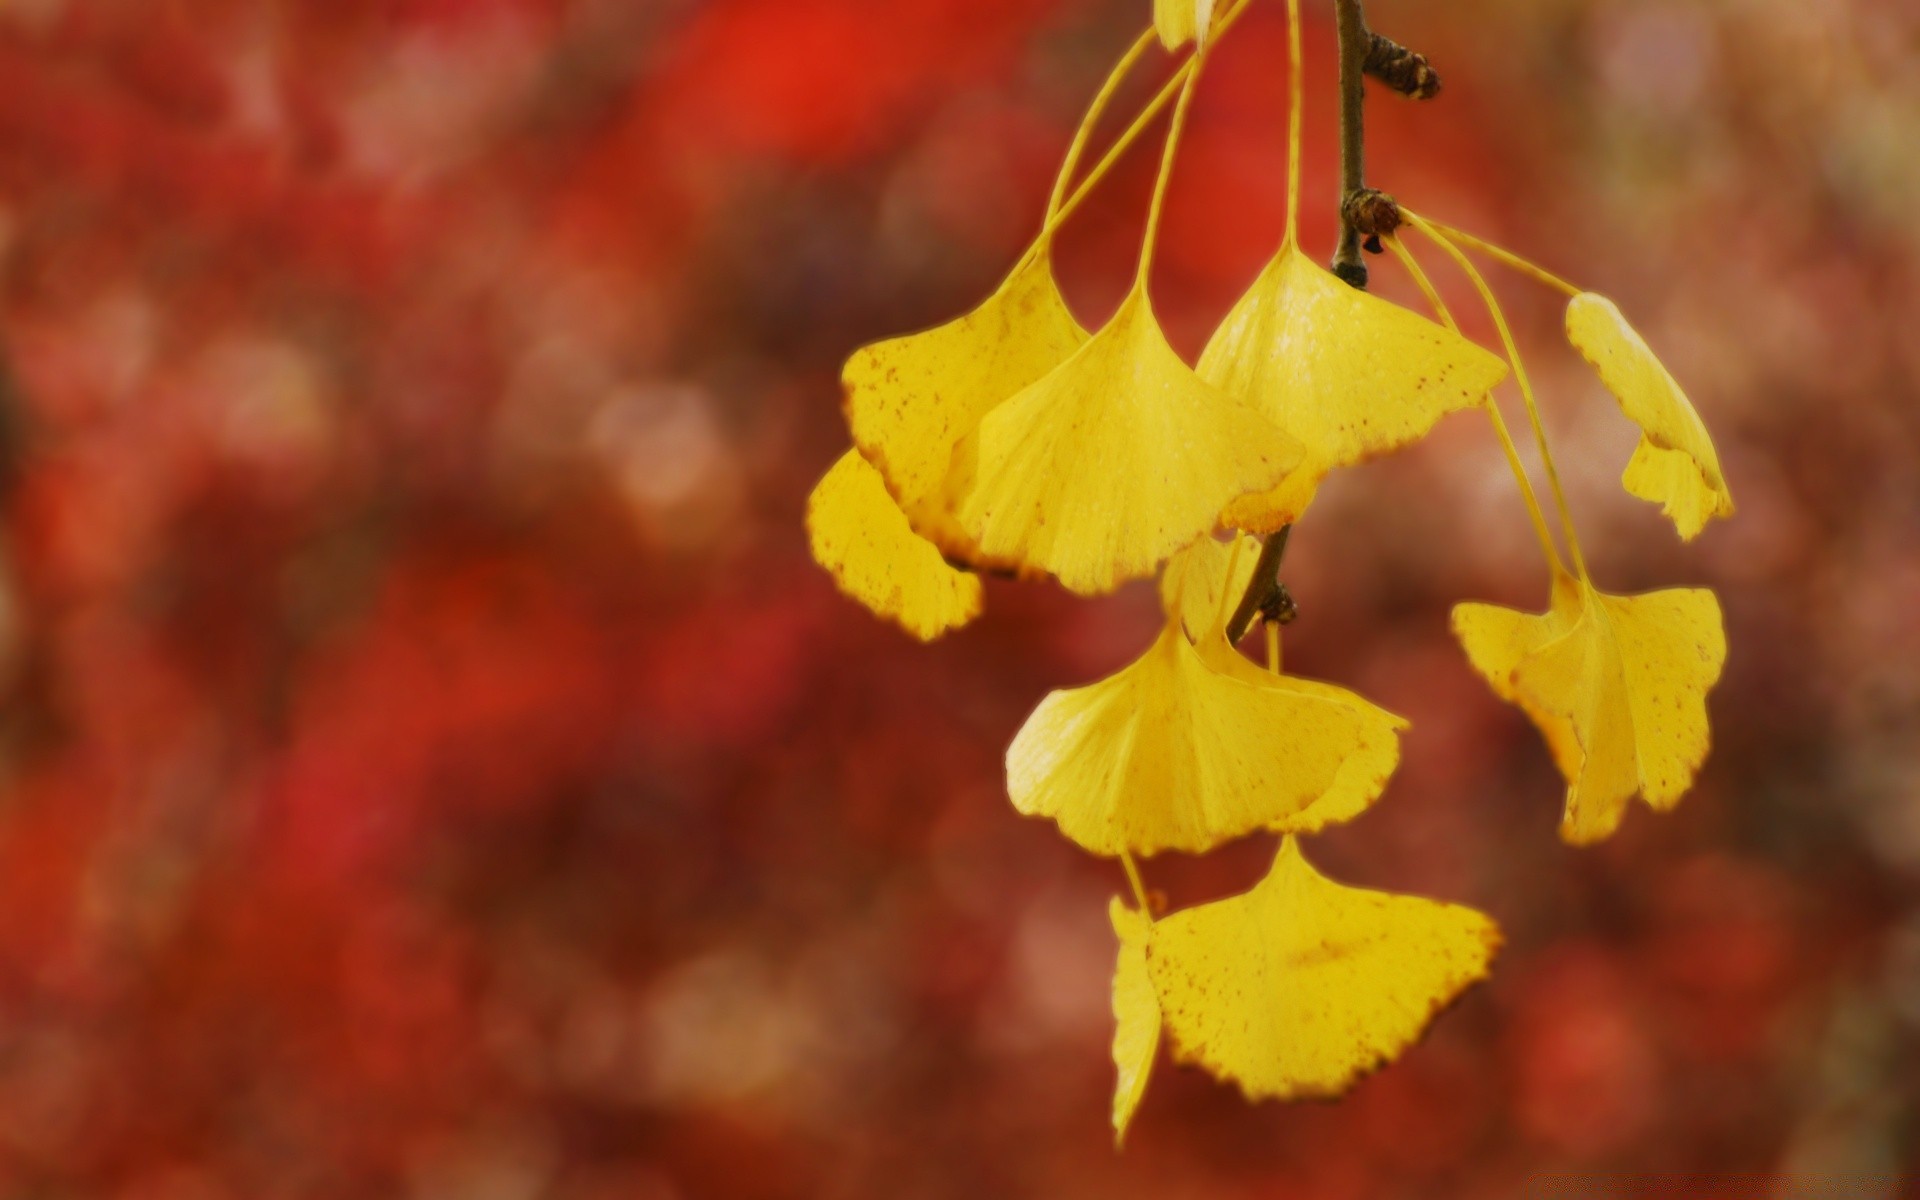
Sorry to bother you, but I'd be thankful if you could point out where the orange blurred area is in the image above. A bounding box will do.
[0,1,1915,1196]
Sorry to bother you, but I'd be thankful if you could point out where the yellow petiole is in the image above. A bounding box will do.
[1381,232,1566,577]
[1404,211,1592,584]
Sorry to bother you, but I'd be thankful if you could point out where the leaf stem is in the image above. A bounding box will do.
[1120,850,1154,918]
[1135,48,1208,293]
[1382,233,1566,576]
[1025,0,1258,261]
[1045,30,1161,223]
[1404,211,1592,582]
[1423,218,1583,299]
[1283,0,1304,246]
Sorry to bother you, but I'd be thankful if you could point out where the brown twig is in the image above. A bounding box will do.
[1225,527,1292,643]
[1330,0,1371,288]
[1226,2,1436,646]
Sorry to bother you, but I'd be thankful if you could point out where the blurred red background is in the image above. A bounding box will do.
[0,1,1915,1197]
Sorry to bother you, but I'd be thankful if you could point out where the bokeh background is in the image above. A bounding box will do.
[0,1,1914,1196]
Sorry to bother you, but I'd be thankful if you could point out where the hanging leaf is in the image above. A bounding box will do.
[1199,243,1508,532]
[1145,838,1501,1100]
[806,449,983,640]
[952,292,1302,595]
[1005,622,1401,856]
[1453,570,1727,843]
[1565,293,1733,541]
[842,247,1087,568]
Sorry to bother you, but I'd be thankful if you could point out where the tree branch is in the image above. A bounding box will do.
[1223,5,1438,648]
[1225,526,1293,643]
[1331,0,1371,288]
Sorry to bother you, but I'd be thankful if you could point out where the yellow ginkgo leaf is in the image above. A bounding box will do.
[1158,533,1262,641]
[1153,0,1218,49]
[1197,243,1509,532]
[953,292,1302,595]
[1453,570,1727,844]
[1565,293,1733,541]
[1146,837,1501,1101]
[1109,899,1159,1144]
[1004,621,1402,856]
[806,449,983,641]
[1195,633,1407,831]
[842,247,1087,564]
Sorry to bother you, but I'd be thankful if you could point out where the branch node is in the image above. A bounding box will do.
[1342,187,1403,239]
[1364,31,1441,100]
[1258,584,1299,627]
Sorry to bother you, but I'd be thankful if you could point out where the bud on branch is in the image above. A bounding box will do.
[1364,31,1441,100]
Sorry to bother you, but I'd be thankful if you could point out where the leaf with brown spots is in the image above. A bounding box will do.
[951,291,1301,595]
[1198,242,1509,532]
[1144,837,1500,1101]
[1005,622,1401,857]
[1453,570,1727,844]
[842,247,1087,571]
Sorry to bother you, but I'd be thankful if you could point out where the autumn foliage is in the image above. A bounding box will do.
[0,2,1911,1198]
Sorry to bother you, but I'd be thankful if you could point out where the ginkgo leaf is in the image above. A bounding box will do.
[1145,837,1501,1100]
[842,247,1087,564]
[1109,899,1159,1144]
[806,449,983,641]
[1158,533,1262,641]
[1004,620,1402,856]
[1197,242,1509,532]
[1152,0,1217,49]
[1453,570,1727,844]
[953,291,1302,595]
[1194,633,1407,831]
[1565,293,1734,541]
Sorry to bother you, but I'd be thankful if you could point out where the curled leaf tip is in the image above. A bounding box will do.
[1565,293,1733,541]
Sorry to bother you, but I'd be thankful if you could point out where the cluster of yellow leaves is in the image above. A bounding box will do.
[1442,276,1732,844]
[802,0,1736,1146]
[1008,528,1506,1133]
[807,235,1508,629]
